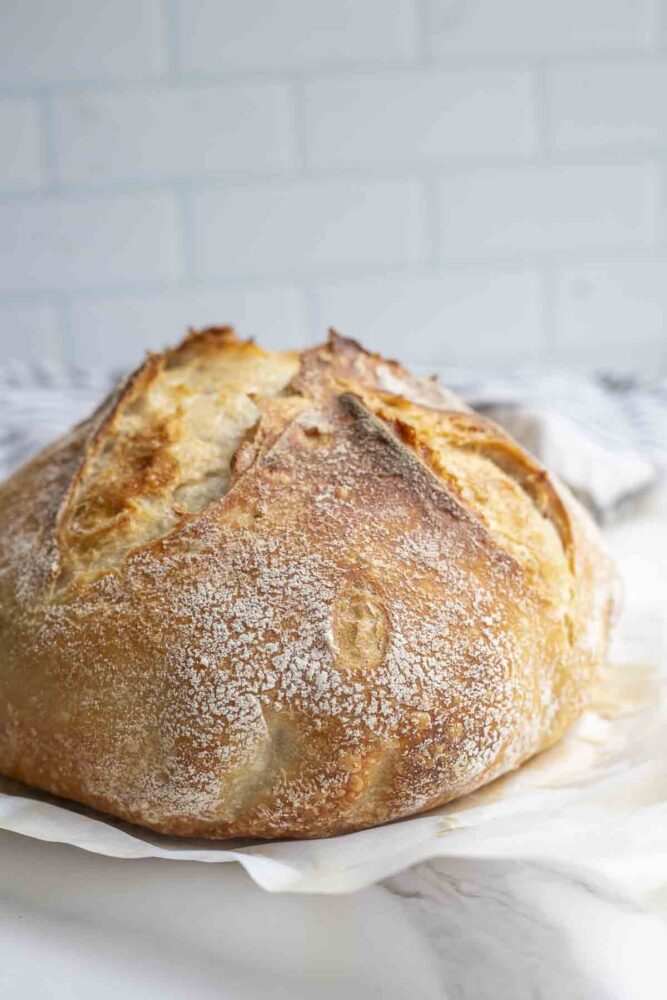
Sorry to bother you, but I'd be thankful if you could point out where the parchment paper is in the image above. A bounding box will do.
[1,658,664,896]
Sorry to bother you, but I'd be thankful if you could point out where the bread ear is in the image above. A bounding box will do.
[52,353,170,586]
[424,410,575,568]
[53,332,300,586]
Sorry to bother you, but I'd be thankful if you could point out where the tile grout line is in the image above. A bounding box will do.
[414,0,433,65]
[173,184,197,286]
[290,75,310,176]
[38,91,59,192]
[4,47,667,98]
[656,0,667,51]
[658,161,667,249]
[4,150,667,205]
[160,0,181,82]
[540,263,559,364]
[2,245,667,308]
[422,173,441,268]
[533,60,551,163]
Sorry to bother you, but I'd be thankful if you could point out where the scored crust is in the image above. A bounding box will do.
[0,328,618,839]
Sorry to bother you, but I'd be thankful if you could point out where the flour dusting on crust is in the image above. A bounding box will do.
[0,329,618,839]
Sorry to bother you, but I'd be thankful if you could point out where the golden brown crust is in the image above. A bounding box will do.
[0,329,618,839]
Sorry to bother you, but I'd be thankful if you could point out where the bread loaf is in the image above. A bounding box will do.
[0,329,617,839]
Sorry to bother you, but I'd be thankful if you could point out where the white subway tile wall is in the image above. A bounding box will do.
[0,100,44,190]
[425,0,658,56]
[315,270,544,364]
[548,60,667,152]
[176,0,419,72]
[0,0,165,83]
[438,164,660,258]
[52,85,297,184]
[68,288,310,366]
[303,70,538,165]
[0,193,181,293]
[193,179,427,276]
[554,260,667,370]
[0,0,665,373]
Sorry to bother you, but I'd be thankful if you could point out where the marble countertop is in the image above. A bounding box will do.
[2,826,666,999]
[1,495,665,999]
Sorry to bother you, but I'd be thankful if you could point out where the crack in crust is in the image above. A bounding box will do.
[55,329,299,584]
